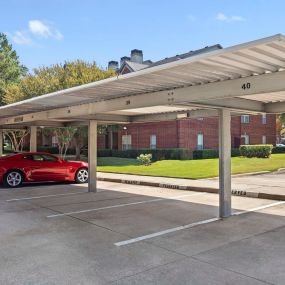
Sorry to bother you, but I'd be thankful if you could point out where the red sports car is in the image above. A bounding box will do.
[0,152,89,188]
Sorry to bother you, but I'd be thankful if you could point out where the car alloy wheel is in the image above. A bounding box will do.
[76,168,88,183]
[6,171,23,187]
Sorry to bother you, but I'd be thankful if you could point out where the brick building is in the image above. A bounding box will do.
[96,46,276,151]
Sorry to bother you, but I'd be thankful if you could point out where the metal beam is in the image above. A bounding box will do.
[30,126,37,152]
[219,109,232,218]
[192,98,265,114]
[265,101,285,113]
[1,70,285,126]
[88,120,97,193]
[131,109,219,123]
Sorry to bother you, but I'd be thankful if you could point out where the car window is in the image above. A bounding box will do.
[22,155,33,160]
[32,155,45,161]
[42,155,58,162]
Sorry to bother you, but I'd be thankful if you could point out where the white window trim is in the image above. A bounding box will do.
[150,134,157,149]
[241,115,250,124]
[197,133,204,150]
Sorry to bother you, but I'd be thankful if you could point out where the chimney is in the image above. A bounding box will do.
[131,49,143,64]
[108,61,118,70]
[120,56,131,67]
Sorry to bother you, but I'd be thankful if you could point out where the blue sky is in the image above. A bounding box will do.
[2,0,285,71]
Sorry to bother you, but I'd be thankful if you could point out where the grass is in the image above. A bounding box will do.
[93,154,285,179]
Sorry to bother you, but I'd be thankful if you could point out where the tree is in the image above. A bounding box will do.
[4,129,30,152]
[72,127,88,160]
[0,33,27,105]
[3,60,115,104]
[44,127,77,159]
[3,60,115,156]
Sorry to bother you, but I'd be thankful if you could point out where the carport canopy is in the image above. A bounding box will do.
[1,34,285,218]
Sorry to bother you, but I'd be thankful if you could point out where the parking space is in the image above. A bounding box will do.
[1,181,285,284]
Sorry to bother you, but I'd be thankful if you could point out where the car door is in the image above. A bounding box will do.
[21,155,43,181]
[32,154,68,182]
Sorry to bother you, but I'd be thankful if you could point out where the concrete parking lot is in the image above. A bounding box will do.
[0,181,285,285]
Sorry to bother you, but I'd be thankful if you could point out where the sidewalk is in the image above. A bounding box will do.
[97,171,285,201]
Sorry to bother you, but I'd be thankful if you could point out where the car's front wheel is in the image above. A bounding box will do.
[5,171,23,188]
[75,168,88,184]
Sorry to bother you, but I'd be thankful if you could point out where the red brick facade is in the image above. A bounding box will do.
[115,114,276,150]
[21,114,276,151]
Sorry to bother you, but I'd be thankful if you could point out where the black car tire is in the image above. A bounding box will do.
[4,170,23,188]
[75,168,88,184]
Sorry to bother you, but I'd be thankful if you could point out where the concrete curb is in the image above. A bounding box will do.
[97,177,285,201]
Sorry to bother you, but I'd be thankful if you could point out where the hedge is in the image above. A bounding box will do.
[37,146,59,154]
[193,148,240,159]
[98,148,193,161]
[272,146,285,154]
[239,144,273,158]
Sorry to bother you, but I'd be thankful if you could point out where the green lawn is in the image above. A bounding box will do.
[94,154,285,179]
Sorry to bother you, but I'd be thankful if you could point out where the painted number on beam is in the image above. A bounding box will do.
[242,83,251,90]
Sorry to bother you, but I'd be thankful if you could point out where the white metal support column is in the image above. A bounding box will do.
[0,129,3,157]
[30,126,37,152]
[218,109,232,218]
[88,120,97,192]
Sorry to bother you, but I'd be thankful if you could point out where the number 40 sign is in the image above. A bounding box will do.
[242,82,251,90]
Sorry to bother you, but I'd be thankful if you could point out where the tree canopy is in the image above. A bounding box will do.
[3,60,115,104]
[0,33,27,105]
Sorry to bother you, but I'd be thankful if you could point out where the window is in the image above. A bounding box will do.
[32,154,57,161]
[241,115,250,124]
[22,155,33,160]
[33,155,45,161]
[42,154,58,162]
[262,135,267,144]
[197,133,204,150]
[122,135,132,150]
[52,136,58,147]
[150,135,157,149]
[241,134,250,145]
[262,114,267,124]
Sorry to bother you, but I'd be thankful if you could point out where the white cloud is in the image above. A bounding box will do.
[29,20,63,40]
[216,13,245,22]
[8,20,63,46]
[10,31,32,45]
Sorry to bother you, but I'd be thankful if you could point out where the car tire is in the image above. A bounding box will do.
[75,168,88,184]
[4,170,23,188]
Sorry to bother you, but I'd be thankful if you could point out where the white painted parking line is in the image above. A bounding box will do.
[6,192,86,202]
[115,217,220,246]
[47,192,206,218]
[233,201,285,216]
[115,200,285,247]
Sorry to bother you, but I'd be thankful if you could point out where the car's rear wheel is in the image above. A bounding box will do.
[75,168,88,184]
[5,171,23,188]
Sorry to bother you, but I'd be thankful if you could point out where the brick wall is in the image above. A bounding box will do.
[116,114,276,150]
[118,121,178,150]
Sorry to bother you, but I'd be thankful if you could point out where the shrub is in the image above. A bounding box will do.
[110,148,193,161]
[37,146,59,154]
[192,148,240,160]
[193,149,219,159]
[239,144,273,158]
[97,149,112,157]
[137,154,152,165]
[272,146,285,154]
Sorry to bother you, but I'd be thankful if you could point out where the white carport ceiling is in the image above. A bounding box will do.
[1,34,285,123]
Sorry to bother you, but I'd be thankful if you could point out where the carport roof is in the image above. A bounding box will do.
[1,33,285,124]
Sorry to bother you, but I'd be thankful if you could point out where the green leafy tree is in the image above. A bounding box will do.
[3,60,115,104]
[0,33,27,105]
[4,60,115,156]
